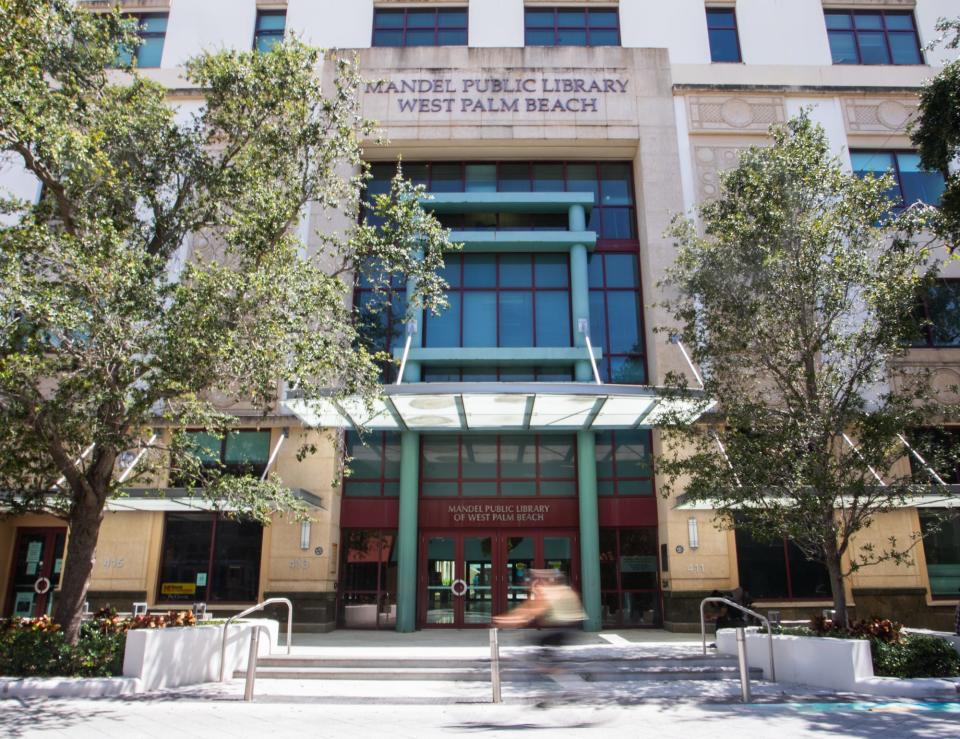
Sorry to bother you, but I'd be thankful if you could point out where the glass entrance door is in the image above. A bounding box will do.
[5,528,66,618]
[419,530,578,628]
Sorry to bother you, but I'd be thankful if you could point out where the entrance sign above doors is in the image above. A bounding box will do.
[420,498,578,528]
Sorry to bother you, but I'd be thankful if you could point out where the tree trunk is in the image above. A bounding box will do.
[53,495,105,644]
[823,541,849,628]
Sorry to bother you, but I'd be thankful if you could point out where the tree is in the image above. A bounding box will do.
[912,16,960,248]
[658,113,954,625]
[0,0,452,642]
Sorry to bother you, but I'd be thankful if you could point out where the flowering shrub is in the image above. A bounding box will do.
[0,609,198,677]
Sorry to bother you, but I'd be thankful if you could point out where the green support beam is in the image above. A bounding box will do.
[577,430,601,631]
[402,251,423,382]
[568,204,593,382]
[396,430,420,632]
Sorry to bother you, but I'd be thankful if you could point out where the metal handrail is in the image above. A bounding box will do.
[489,628,502,703]
[219,597,293,682]
[700,597,776,683]
[243,625,271,701]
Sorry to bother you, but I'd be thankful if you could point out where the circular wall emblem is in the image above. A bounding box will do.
[314,546,324,556]
[675,545,685,554]
[450,579,468,597]
[34,577,52,595]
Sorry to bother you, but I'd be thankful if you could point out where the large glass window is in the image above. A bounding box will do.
[600,528,660,626]
[253,10,286,52]
[420,434,577,497]
[851,151,946,209]
[706,8,741,63]
[116,14,167,68]
[525,7,620,47]
[589,252,646,383]
[157,513,262,603]
[339,529,398,628]
[825,10,922,65]
[919,511,960,598]
[344,432,401,497]
[734,526,831,600]
[911,281,960,349]
[373,7,468,47]
[180,429,271,480]
[595,430,654,496]
[353,262,407,382]
[423,254,571,349]
[908,427,960,483]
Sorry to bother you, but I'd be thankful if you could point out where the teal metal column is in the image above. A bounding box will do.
[577,430,601,631]
[396,430,420,632]
[568,204,592,382]
[402,252,424,382]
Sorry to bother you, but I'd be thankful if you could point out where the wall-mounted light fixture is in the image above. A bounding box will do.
[300,520,311,550]
[687,516,700,550]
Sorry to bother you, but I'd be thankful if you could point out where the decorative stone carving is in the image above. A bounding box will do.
[842,97,918,134]
[693,145,745,204]
[687,96,786,133]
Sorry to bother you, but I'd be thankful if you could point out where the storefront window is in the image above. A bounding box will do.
[600,528,660,626]
[157,513,262,603]
[179,429,272,481]
[420,434,576,497]
[344,432,401,497]
[596,430,654,495]
[339,529,398,628]
[919,511,960,597]
[734,525,831,600]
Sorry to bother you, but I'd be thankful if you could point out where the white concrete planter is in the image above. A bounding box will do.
[122,618,279,692]
[717,628,960,698]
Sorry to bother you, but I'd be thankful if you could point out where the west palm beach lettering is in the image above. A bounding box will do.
[448,503,550,523]
[365,77,628,114]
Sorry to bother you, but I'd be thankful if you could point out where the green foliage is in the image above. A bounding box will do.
[911,16,960,247]
[659,112,950,621]
[0,616,122,677]
[0,0,455,638]
[873,635,960,679]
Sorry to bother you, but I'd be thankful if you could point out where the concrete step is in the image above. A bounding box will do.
[253,654,742,670]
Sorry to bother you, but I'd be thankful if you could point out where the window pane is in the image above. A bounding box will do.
[611,356,647,384]
[614,431,652,479]
[440,254,461,287]
[707,9,736,29]
[499,163,531,192]
[425,293,460,347]
[851,151,895,177]
[526,10,555,28]
[616,478,652,495]
[589,10,618,28]
[928,282,960,347]
[589,291,606,350]
[345,481,382,497]
[255,35,282,53]
[136,37,164,67]
[373,30,403,46]
[853,13,883,30]
[786,542,831,599]
[257,13,286,31]
[463,212,497,230]
[347,432,383,479]
[430,163,463,193]
[858,32,890,64]
[465,164,497,193]
[462,436,497,478]
[209,518,262,602]
[140,15,167,32]
[603,254,639,287]
[535,254,569,288]
[535,292,570,346]
[159,514,212,601]
[557,29,587,46]
[406,29,435,46]
[500,436,537,478]
[422,436,459,478]
[438,29,467,45]
[600,163,633,204]
[463,254,496,287]
[438,10,467,28]
[532,164,564,192]
[557,10,586,27]
[526,29,555,46]
[540,436,576,479]
[406,10,435,28]
[567,164,599,202]
[606,292,641,353]
[600,529,618,589]
[885,13,915,31]
[422,481,454,497]
[587,253,604,287]
[601,208,635,239]
[896,153,946,206]
[186,431,221,465]
[828,31,858,63]
[588,29,619,46]
[824,12,852,30]
[709,29,741,62]
[374,10,404,28]
[889,32,921,64]
[224,431,271,465]
[464,292,497,346]
[619,529,658,589]
[595,432,615,481]
[499,292,534,347]
[920,511,960,596]
[735,528,789,599]
[463,481,497,496]
[499,254,532,287]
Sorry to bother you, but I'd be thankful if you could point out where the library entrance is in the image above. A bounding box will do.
[418,530,579,628]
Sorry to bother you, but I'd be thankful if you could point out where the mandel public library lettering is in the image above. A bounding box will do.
[2,0,960,633]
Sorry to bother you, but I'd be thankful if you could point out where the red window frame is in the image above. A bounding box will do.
[343,431,401,497]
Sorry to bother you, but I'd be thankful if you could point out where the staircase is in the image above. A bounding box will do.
[235,650,762,684]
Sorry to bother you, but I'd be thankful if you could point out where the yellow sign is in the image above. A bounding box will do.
[161,582,196,596]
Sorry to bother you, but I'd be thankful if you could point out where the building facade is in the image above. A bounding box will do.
[2,0,959,632]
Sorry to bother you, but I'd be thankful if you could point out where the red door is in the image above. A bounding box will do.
[5,528,67,618]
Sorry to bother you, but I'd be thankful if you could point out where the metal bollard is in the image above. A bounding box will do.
[735,627,751,703]
[244,627,261,702]
[490,628,502,704]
